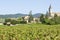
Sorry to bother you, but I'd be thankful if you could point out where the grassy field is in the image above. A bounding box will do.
[0,23,60,40]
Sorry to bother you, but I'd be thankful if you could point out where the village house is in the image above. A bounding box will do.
[23,16,40,23]
[24,16,30,23]
[33,18,40,23]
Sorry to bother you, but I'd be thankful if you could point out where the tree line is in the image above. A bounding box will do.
[40,13,60,25]
[3,11,60,26]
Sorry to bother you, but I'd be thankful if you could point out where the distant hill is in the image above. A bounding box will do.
[0,13,41,18]
[0,13,27,18]
[33,13,41,18]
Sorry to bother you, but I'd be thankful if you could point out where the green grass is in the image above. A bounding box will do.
[0,24,60,40]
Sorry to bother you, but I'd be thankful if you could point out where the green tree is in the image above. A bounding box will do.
[45,11,49,18]
[53,14,58,24]
[54,14,58,19]
[5,18,11,22]
[28,10,33,22]
[17,17,22,21]
[22,17,25,21]
[40,14,45,23]
[11,20,19,25]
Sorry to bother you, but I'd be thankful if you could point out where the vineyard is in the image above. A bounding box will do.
[0,24,60,40]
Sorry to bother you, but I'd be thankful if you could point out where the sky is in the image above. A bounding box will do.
[0,0,60,15]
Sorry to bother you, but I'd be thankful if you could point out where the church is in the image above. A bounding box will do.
[47,5,60,17]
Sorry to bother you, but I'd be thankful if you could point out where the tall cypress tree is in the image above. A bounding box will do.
[28,10,33,22]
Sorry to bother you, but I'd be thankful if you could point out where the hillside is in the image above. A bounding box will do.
[0,13,27,18]
[0,13,41,18]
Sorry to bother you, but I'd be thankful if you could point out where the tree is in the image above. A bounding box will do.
[45,11,49,18]
[40,14,45,23]
[28,10,33,22]
[3,22,7,25]
[44,14,58,25]
[20,21,27,24]
[53,14,59,24]
[22,17,25,21]
[54,14,58,19]
[46,14,60,25]
[11,20,19,25]
[17,17,22,21]
[5,18,11,22]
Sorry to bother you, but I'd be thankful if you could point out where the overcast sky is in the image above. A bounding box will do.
[0,0,60,15]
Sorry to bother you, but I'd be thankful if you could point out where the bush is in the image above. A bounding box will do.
[7,24,10,26]
[3,22,7,25]
[5,18,21,25]
[44,18,50,25]
[40,13,60,25]
[20,21,27,24]
[45,18,57,25]
[11,20,18,25]
[5,19,11,22]
[49,20,56,25]
[44,18,60,25]
[3,22,10,26]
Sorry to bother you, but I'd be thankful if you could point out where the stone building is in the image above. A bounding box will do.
[23,16,40,23]
[23,16,30,23]
[33,18,40,23]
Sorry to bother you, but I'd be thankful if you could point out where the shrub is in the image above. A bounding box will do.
[40,13,60,25]
[20,21,27,24]
[5,19,11,22]
[11,20,17,25]
[7,24,10,26]
[44,18,56,25]
[3,22,7,25]
[44,18,50,25]
[49,20,56,25]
